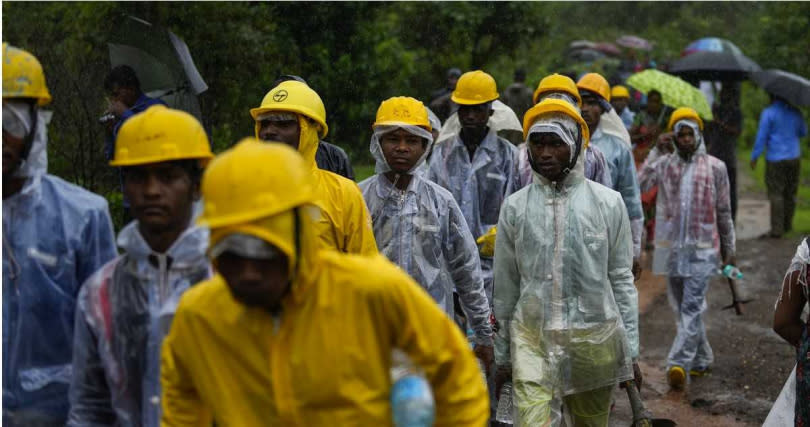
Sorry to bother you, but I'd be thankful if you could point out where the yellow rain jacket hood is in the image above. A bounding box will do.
[252,85,377,255]
[162,145,489,424]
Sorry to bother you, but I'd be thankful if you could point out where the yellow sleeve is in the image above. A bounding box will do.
[345,181,379,256]
[378,264,489,426]
[160,305,212,427]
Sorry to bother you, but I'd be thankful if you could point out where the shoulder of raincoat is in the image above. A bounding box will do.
[426,130,520,240]
[68,222,210,427]
[296,117,377,256]
[315,140,355,181]
[161,249,489,426]
[3,174,117,417]
[493,154,638,396]
[360,173,492,344]
[590,129,643,221]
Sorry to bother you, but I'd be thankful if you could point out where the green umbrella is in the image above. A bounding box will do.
[626,69,713,120]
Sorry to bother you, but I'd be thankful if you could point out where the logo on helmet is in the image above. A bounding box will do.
[272,90,289,103]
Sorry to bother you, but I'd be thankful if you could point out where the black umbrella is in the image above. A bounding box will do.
[669,51,761,81]
[753,69,810,107]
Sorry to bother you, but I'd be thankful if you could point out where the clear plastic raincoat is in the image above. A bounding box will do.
[256,117,378,255]
[426,129,519,303]
[68,222,211,427]
[161,211,489,426]
[516,142,613,189]
[637,119,735,372]
[359,125,492,344]
[3,105,117,419]
[589,127,644,258]
[493,117,638,425]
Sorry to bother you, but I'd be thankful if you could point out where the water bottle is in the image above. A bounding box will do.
[494,381,514,425]
[391,349,435,427]
[718,264,743,280]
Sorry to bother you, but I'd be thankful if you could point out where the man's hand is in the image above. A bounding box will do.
[109,99,129,117]
[723,253,737,268]
[620,362,643,391]
[473,344,494,377]
[494,365,512,399]
[749,158,757,170]
[632,257,642,281]
[657,131,675,153]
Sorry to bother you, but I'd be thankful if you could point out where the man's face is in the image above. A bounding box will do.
[457,104,492,134]
[611,97,628,113]
[528,133,571,182]
[122,161,197,236]
[380,128,426,174]
[217,251,290,312]
[2,130,25,178]
[107,84,139,109]
[646,93,662,115]
[579,94,603,133]
[675,125,698,157]
[258,114,301,149]
[448,75,459,90]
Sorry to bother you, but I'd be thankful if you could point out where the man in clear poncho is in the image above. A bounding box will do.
[638,107,735,389]
[427,70,520,306]
[578,73,644,280]
[68,106,214,426]
[516,73,613,189]
[359,96,494,373]
[2,44,117,426]
[160,140,489,426]
[494,98,640,426]
[251,80,377,255]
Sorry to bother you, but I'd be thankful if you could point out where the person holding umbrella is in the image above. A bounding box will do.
[750,94,808,238]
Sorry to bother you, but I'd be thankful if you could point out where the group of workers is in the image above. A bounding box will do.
[4,41,738,427]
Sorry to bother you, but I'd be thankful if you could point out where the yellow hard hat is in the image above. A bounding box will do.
[451,70,499,105]
[110,105,213,167]
[197,138,316,230]
[577,73,611,102]
[250,80,328,138]
[2,43,52,106]
[373,96,431,131]
[533,73,582,106]
[667,107,704,131]
[611,85,630,99]
[523,98,590,149]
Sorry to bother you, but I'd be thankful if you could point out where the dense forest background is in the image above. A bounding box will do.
[4,2,810,225]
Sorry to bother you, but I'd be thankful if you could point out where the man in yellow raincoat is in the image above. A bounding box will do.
[160,139,489,426]
[250,80,377,255]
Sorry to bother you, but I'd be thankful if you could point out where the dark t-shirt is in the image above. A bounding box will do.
[315,140,355,181]
[705,105,742,165]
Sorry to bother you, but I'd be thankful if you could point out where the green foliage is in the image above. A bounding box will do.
[3,1,809,214]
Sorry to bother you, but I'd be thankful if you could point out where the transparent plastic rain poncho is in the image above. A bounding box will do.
[68,222,211,427]
[426,125,520,304]
[589,127,644,258]
[3,101,118,419]
[516,142,613,189]
[637,119,736,277]
[360,125,492,343]
[493,113,638,426]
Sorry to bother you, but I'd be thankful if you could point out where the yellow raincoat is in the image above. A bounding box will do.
[255,117,378,255]
[161,208,489,426]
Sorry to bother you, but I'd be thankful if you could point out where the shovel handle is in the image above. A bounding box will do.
[624,380,653,426]
[727,278,744,316]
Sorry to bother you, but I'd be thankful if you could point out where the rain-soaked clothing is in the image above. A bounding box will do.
[360,132,492,344]
[160,211,489,426]
[426,129,519,303]
[638,120,735,372]
[3,108,117,421]
[494,137,638,426]
[516,143,613,189]
[315,140,354,181]
[590,127,644,258]
[255,117,377,255]
[68,222,210,427]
